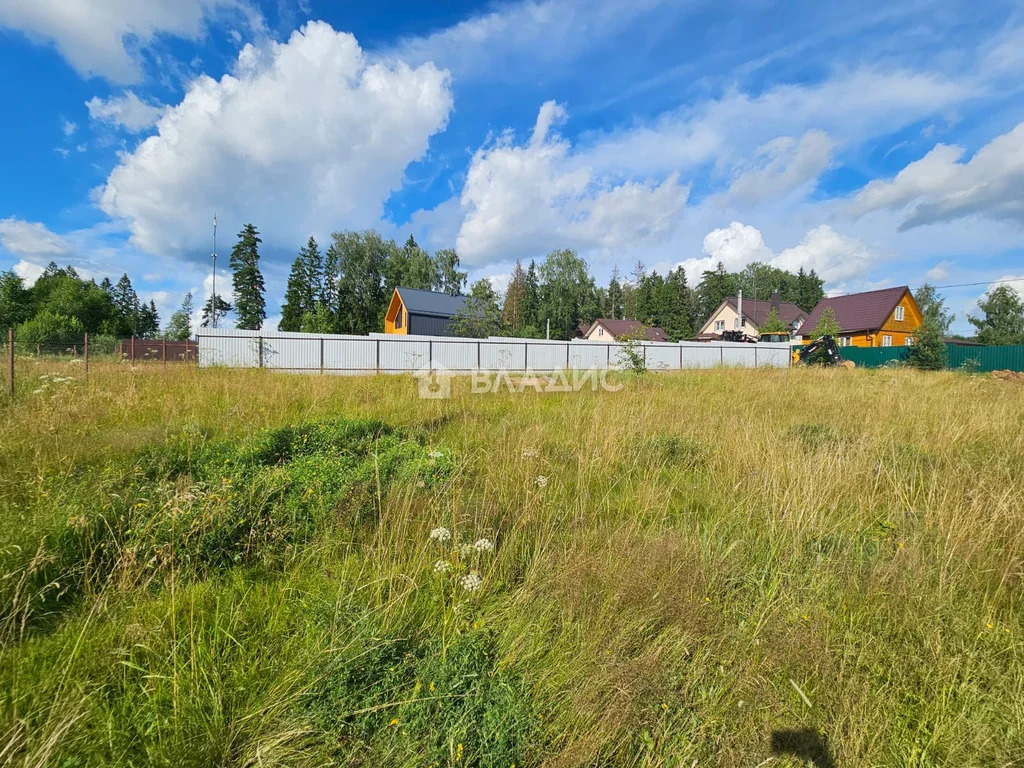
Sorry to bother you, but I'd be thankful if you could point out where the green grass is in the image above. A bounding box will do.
[1,360,1023,766]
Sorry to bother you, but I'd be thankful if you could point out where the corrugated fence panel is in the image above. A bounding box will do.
[947,343,1024,372]
[840,346,910,368]
[198,331,794,374]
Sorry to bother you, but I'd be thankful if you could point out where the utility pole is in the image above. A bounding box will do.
[211,214,218,328]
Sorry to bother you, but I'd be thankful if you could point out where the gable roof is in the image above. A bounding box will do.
[801,286,910,336]
[589,318,669,342]
[394,287,467,318]
[721,297,807,328]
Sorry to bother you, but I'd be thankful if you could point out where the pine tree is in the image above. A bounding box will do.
[165,292,194,340]
[230,223,266,330]
[201,295,232,327]
[436,248,467,296]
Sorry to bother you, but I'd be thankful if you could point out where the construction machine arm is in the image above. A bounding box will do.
[796,335,845,366]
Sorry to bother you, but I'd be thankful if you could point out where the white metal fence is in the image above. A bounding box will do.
[196,329,791,373]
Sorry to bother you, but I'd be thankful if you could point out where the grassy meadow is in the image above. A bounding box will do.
[0,359,1023,766]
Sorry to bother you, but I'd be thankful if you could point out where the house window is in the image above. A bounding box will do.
[895,306,905,322]
[882,335,892,347]
[394,309,403,329]
[597,326,604,337]
[839,336,851,347]
[714,320,725,331]
[905,336,914,346]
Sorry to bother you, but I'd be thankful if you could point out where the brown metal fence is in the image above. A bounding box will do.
[4,330,197,401]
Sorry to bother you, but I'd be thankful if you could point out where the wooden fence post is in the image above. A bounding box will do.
[7,328,13,401]
[84,333,89,379]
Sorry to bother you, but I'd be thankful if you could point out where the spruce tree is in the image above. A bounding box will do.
[907,319,948,370]
[302,236,324,310]
[502,260,528,333]
[280,249,311,332]
[112,273,140,336]
[165,292,194,340]
[607,268,624,319]
[522,260,540,330]
[230,223,266,330]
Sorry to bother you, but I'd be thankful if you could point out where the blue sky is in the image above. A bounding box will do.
[1,0,1023,334]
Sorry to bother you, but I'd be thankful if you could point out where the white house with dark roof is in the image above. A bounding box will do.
[697,292,807,340]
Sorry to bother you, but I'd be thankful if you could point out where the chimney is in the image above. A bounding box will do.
[737,289,743,329]
[771,290,781,314]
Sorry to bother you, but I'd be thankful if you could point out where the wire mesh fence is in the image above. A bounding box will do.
[3,331,198,401]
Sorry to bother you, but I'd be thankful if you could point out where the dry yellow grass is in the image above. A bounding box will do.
[0,360,1022,766]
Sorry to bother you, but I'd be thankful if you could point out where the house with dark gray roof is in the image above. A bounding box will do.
[384,287,467,337]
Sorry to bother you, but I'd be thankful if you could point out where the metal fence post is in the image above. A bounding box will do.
[257,336,264,368]
[130,335,136,365]
[523,343,528,372]
[477,341,481,370]
[566,343,570,370]
[754,346,758,367]
[84,333,89,379]
[319,337,325,374]
[375,339,380,373]
[428,340,433,372]
[720,346,724,366]
[643,345,647,368]
[679,345,683,369]
[7,328,13,401]
[162,338,168,371]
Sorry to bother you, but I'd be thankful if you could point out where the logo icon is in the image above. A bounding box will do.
[415,362,452,399]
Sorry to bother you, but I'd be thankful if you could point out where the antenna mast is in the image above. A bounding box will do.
[211,214,218,328]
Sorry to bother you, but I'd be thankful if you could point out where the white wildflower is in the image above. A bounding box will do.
[433,559,451,573]
[460,571,483,592]
[535,475,549,488]
[429,526,452,543]
[474,538,494,553]
[521,447,539,459]
[459,543,476,558]
[428,450,444,460]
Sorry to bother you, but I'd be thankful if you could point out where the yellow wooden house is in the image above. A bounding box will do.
[800,286,922,347]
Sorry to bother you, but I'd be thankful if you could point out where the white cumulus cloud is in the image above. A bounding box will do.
[86,91,165,132]
[0,217,71,260]
[0,0,252,83]
[97,21,453,259]
[851,122,1024,229]
[678,221,877,287]
[454,101,689,265]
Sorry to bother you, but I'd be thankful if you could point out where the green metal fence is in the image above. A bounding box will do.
[835,343,1024,371]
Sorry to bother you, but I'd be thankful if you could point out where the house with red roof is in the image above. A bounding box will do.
[800,286,922,347]
[581,318,669,342]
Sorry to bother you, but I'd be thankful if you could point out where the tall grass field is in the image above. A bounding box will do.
[1,361,1022,766]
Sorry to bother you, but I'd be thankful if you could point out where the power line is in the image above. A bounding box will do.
[825,276,1024,297]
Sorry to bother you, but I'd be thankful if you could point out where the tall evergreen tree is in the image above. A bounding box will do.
[502,260,528,333]
[660,267,694,341]
[522,260,541,331]
[695,262,738,323]
[606,267,624,319]
[230,223,266,330]
[111,273,140,336]
[794,267,825,312]
[164,292,194,340]
[280,249,312,332]
[303,236,324,308]
[436,248,467,296]
[201,294,232,327]
[137,300,160,338]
